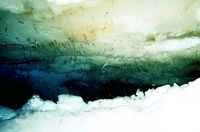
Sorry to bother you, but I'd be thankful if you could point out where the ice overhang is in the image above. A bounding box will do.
[0,0,200,107]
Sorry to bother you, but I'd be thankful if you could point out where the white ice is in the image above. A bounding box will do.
[47,0,87,5]
[144,37,200,53]
[0,78,200,132]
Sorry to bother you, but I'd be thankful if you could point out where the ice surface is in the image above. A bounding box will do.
[143,37,200,53]
[1,0,200,100]
[47,0,87,5]
[0,78,200,132]
[0,1,200,130]
[0,106,17,120]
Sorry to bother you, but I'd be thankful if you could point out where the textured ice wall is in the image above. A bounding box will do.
[0,0,200,107]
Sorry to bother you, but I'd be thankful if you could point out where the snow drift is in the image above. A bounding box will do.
[0,78,200,132]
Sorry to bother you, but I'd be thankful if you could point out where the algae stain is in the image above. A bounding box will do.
[67,21,120,41]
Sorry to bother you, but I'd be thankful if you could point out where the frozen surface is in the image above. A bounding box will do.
[47,0,87,5]
[143,37,200,52]
[1,0,200,102]
[0,106,17,120]
[1,0,200,128]
[0,78,200,132]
